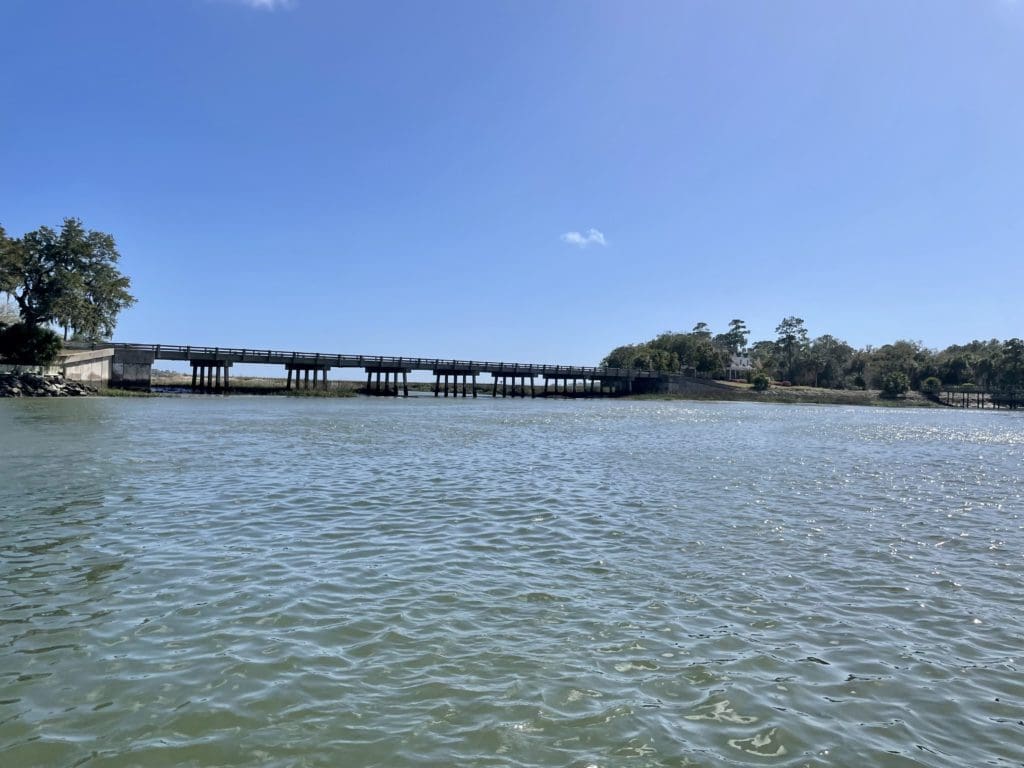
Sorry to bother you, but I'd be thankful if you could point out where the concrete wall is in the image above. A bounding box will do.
[3,349,114,387]
[111,348,155,390]
[59,348,114,387]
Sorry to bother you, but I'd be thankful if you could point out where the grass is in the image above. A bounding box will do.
[283,387,357,398]
[628,380,941,408]
[96,387,163,397]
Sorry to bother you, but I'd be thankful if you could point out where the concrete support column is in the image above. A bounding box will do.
[435,373,440,397]
[403,372,409,398]
[192,366,198,390]
[472,374,477,398]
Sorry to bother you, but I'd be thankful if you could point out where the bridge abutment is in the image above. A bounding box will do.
[111,349,155,390]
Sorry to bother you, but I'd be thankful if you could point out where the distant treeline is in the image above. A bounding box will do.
[602,317,1024,393]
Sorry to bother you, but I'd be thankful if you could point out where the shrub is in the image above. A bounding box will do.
[0,324,62,366]
[921,376,942,395]
[880,371,910,398]
[751,372,771,391]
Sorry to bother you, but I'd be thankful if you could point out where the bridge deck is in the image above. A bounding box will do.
[91,342,663,380]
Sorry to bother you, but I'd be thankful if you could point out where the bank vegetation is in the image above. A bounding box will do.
[604,317,1024,399]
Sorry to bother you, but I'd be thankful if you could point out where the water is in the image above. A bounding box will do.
[1,397,1022,767]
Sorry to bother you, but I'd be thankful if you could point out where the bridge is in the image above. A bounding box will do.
[76,342,679,397]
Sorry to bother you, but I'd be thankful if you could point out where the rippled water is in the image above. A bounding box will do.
[1,397,1022,767]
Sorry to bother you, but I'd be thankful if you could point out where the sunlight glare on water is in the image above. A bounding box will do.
[1,397,1022,767]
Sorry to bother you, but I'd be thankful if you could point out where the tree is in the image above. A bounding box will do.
[645,348,679,372]
[0,225,22,299]
[880,370,910,398]
[715,318,749,354]
[3,218,135,340]
[809,334,854,388]
[0,323,62,365]
[0,296,18,329]
[774,316,809,382]
[921,376,942,396]
[0,303,17,328]
[938,354,973,386]
[869,340,933,390]
[602,344,643,370]
[691,321,712,339]
[692,339,728,376]
[1000,338,1024,389]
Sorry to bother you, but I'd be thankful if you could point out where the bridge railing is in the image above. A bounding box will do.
[72,341,669,379]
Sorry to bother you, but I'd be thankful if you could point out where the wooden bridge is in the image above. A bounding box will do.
[84,342,674,397]
[936,386,1021,410]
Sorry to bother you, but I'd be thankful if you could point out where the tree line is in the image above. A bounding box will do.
[0,218,135,364]
[602,317,1024,395]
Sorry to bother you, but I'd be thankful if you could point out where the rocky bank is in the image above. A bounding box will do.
[0,372,98,397]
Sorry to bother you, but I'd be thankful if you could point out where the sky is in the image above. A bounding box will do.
[2,0,1023,367]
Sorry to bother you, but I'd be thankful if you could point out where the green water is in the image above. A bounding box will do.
[1,397,1022,767]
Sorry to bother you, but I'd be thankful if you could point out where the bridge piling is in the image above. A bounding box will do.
[188,360,231,393]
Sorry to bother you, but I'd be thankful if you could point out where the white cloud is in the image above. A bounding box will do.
[561,228,607,248]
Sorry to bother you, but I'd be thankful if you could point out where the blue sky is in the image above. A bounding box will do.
[2,0,1022,365]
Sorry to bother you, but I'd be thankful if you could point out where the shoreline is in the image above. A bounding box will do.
[148,372,941,407]
[0,371,948,408]
[625,380,942,408]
